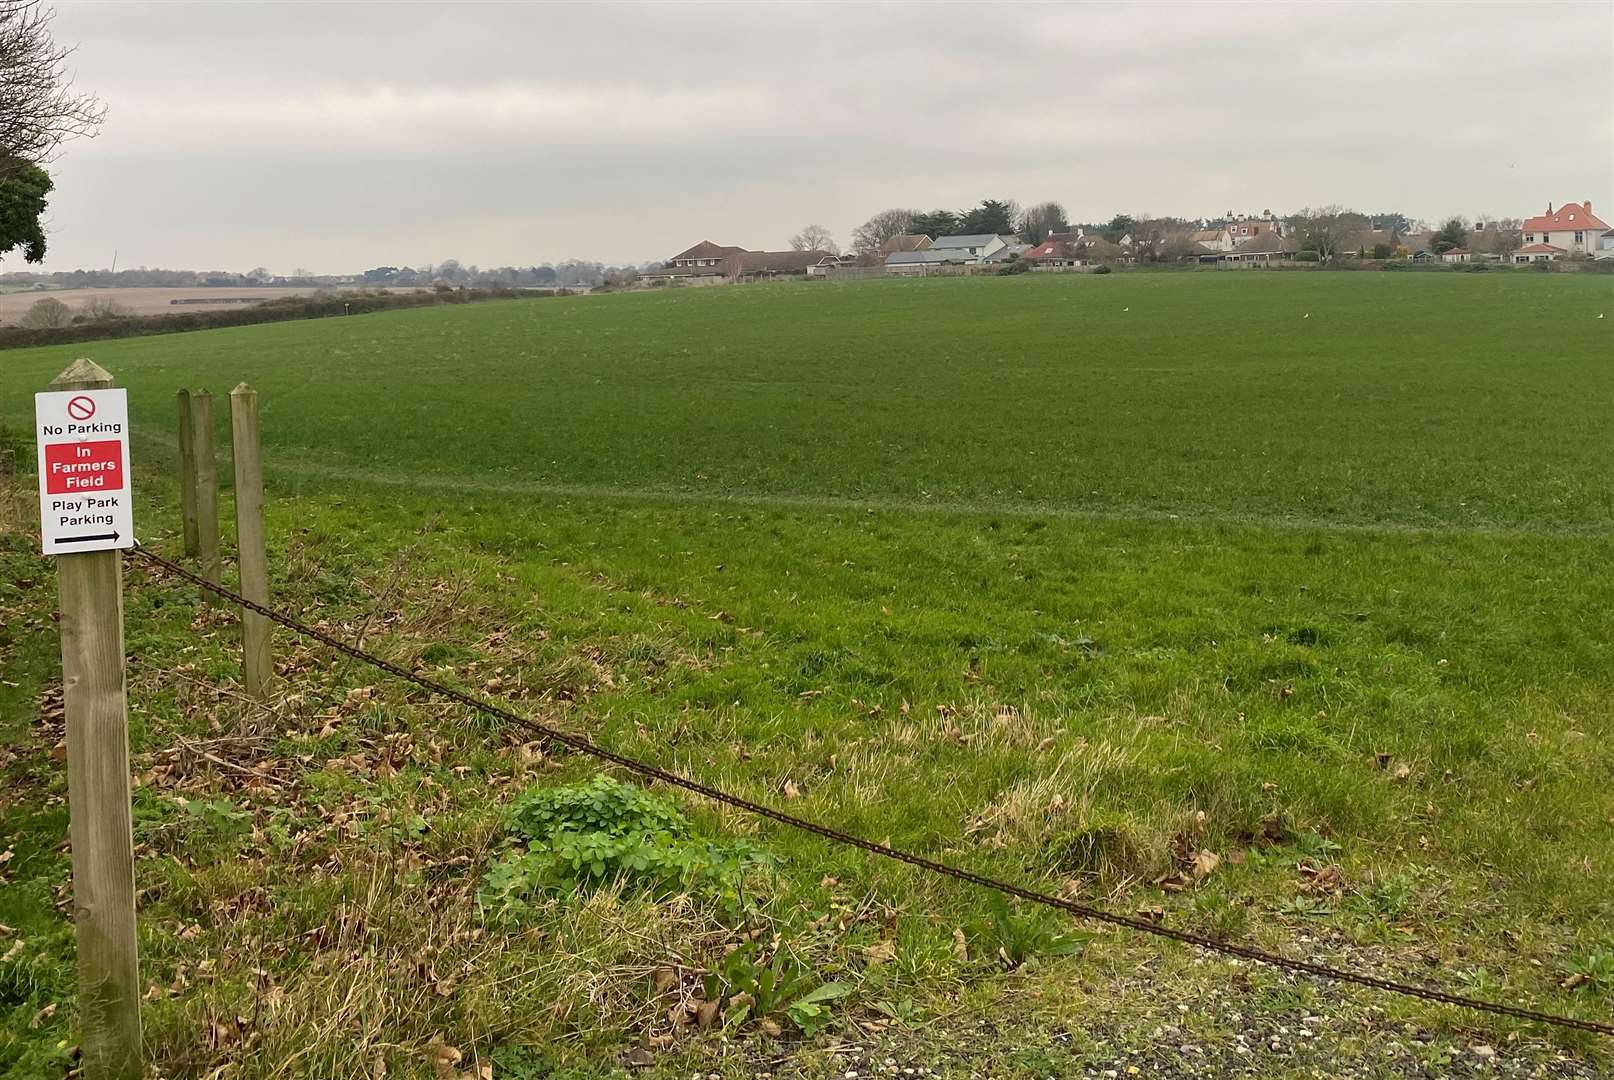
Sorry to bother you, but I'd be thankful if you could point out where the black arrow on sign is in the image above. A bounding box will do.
[56,531,120,544]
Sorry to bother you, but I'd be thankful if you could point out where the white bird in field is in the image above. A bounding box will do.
[1599,313,1606,319]
[1303,313,1310,319]
[1122,307,1130,312]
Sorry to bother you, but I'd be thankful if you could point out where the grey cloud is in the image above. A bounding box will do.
[26,1,1613,272]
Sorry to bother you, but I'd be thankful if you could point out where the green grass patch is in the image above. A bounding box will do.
[1,274,1612,1076]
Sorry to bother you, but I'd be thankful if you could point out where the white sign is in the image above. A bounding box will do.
[35,388,135,555]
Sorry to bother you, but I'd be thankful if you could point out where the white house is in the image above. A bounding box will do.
[1191,227,1235,253]
[1514,201,1609,262]
[928,234,1013,263]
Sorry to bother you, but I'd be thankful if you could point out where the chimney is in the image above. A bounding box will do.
[1585,200,1591,213]
[1546,203,1552,214]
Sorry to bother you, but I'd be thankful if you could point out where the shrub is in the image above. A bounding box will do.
[80,296,134,322]
[478,776,766,919]
[17,296,71,328]
[1091,265,1112,275]
[1294,251,1321,263]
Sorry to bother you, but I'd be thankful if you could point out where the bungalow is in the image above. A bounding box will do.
[1516,201,1608,260]
[1020,233,1085,270]
[884,250,962,275]
[881,234,934,254]
[1513,243,1564,264]
[1440,248,1470,263]
[1596,230,1614,261]
[806,252,875,277]
[1223,231,1298,263]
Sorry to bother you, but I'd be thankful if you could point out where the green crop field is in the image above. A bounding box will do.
[2,272,1612,1078]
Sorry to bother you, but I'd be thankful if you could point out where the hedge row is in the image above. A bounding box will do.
[0,287,562,350]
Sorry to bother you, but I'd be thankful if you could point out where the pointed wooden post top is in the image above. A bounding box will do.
[51,358,114,391]
[231,382,255,396]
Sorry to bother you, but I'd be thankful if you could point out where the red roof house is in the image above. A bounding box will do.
[1518,202,1609,258]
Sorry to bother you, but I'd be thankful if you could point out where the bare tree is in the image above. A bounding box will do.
[1471,217,1522,259]
[851,208,916,254]
[1292,205,1368,261]
[17,293,68,326]
[0,0,105,169]
[1129,216,1171,258]
[790,224,839,254]
[80,295,131,321]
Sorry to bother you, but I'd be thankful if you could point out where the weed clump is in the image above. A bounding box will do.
[1045,818,1150,887]
[478,776,766,918]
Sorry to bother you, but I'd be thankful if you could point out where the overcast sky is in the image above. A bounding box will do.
[27,0,1614,274]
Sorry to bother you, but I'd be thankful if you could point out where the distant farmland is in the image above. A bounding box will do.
[0,285,427,325]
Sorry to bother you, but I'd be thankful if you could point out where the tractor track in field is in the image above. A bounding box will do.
[151,436,1611,542]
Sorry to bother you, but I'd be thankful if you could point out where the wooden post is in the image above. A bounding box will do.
[190,390,221,593]
[51,360,143,1080]
[230,383,272,696]
[176,389,198,555]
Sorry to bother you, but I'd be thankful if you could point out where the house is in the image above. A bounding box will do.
[1191,227,1235,253]
[1020,233,1085,270]
[1400,230,1436,259]
[657,240,749,279]
[1076,237,1126,264]
[1596,230,1614,261]
[884,250,961,275]
[735,250,833,277]
[1212,210,1286,240]
[1440,248,1470,263]
[1361,227,1403,257]
[646,241,834,283]
[928,234,1013,263]
[1223,231,1298,263]
[1516,201,1608,260]
[1513,243,1564,264]
[880,234,934,254]
[806,253,877,277]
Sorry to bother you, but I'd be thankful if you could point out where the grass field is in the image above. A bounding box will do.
[2,272,1612,1078]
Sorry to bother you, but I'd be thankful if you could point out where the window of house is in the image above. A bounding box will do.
[1575,231,1584,243]
[1524,234,1533,243]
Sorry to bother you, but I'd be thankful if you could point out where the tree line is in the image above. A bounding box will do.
[1,0,103,266]
[816,201,1526,261]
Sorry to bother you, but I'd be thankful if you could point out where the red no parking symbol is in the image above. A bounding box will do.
[67,396,96,421]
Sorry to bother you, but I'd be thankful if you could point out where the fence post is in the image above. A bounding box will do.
[230,383,272,696]
[50,360,143,1080]
[176,389,198,555]
[190,390,221,593]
